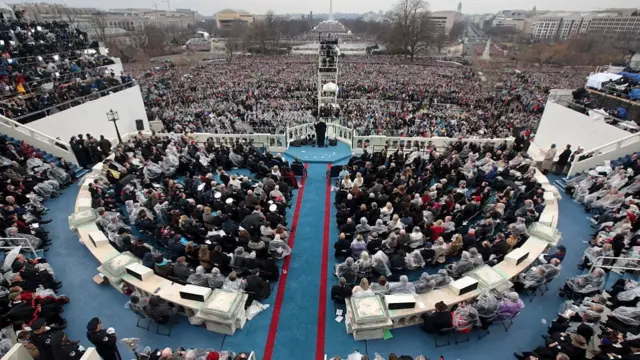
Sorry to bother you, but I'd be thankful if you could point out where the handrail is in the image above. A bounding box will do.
[589,256,640,273]
[0,239,39,259]
[11,80,136,122]
[0,114,74,151]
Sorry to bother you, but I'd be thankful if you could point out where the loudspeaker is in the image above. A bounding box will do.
[385,294,416,310]
[328,138,337,146]
[449,276,479,296]
[179,284,212,302]
[135,119,144,131]
[290,140,301,147]
[505,248,530,266]
[125,263,154,281]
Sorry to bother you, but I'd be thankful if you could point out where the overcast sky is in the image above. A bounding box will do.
[23,0,640,16]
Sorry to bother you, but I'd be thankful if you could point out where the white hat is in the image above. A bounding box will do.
[269,204,277,212]
[214,192,222,199]
[225,198,233,204]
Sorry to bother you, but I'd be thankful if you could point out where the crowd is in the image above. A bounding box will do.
[134,55,586,139]
[0,10,135,123]
[0,136,125,360]
[86,132,303,324]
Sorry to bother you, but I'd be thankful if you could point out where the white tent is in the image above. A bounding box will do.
[586,73,622,90]
[322,82,338,93]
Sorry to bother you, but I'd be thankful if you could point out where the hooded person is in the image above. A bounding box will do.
[446,251,474,278]
[388,275,416,294]
[468,247,484,267]
[515,265,547,292]
[408,226,425,249]
[336,257,359,281]
[452,303,481,330]
[404,249,426,270]
[355,217,371,241]
[207,267,226,289]
[268,234,292,259]
[433,269,453,289]
[473,292,499,318]
[187,266,212,287]
[371,250,392,277]
[414,273,436,294]
[561,268,605,297]
[370,219,386,235]
[498,292,525,319]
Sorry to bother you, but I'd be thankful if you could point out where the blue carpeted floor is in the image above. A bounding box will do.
[44,156,607,359]
[285,143,352,163]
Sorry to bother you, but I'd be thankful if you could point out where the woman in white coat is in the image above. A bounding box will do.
[541,144,557,173]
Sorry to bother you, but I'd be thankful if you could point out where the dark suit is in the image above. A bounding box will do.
[421,311,452,333]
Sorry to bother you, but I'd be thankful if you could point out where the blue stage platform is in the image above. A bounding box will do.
[284,142,352,164]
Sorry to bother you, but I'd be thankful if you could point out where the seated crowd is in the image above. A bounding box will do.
[0,10,134,123]
[90,132,303,324]
[0,137,77,357]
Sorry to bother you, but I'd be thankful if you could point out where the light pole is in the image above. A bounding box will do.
[106,109,122,144]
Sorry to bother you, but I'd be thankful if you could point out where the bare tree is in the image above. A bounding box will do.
[130,25,167,57]
[60,5,80,28]
[388,0,433,60]
[265,11,281,49]
[90,11,109,44]
[223,22,249,62]
[432,33,448,53]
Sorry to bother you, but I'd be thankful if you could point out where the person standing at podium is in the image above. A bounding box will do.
[315,120,327,147]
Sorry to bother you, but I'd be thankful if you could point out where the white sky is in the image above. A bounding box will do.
[18,0,640,16]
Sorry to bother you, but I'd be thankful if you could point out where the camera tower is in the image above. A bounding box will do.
[317,35,339,121]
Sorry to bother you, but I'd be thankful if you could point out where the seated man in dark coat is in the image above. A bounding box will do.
[331,277,352,304]
[245,269,271,304]
[421,301,452,333]
[143,296,175,324]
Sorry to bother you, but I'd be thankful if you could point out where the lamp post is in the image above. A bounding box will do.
[106,109,122,144]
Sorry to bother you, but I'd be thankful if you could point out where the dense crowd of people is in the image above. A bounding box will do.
[0,11,135,123]
[88,132,304,322]
[135,55,586,139]
[0,137,127,360]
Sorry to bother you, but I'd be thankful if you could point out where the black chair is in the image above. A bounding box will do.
[499,311,519,332]
[454,326,472,344]
[434,327,455,348]
[522,284,541,302]
[478,314,497,339]
[132,309,151,331]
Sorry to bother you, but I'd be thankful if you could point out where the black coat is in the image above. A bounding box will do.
[87,329,121,360]
[421,311,452,333]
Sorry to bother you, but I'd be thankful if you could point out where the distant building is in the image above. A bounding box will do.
[215,9,254,29]
[428,11,461,34]
[530,9,640,39]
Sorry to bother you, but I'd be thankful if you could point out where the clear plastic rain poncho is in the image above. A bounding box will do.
[357,252,372,272]
[414,273,436,294]
[408,227,424,249]
[0,155,11,167]
[610,306,640,326]
[207,268,226,289]
[336,257,359,279]
[33,180,59,200]
[161,153,180,177]
[4,227,42,249]
[389,275,416,294]
[473,292,499,318]
[143,161,163,181]
[26,157,50,173]
[268,235,292,259]
[583,245,614,267]
[593,190,625,211]
[370,219,386,235]
[372,250,391,277]
[614,246,640,271]
[574,176,600,203]
[518,266,547,288]
[468,248,484,267]
[452,304,481,330]
[187,266,211,287]
[541,262,561,281]
[566,270,605,294]
[434,269,453,289]
[47,165,71,185]
[448,251,474,278]
[617,280,640,302]
[356,218,371,241]
[405,249,426,270]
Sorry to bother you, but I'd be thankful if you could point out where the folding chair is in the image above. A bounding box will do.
[478,314,497,339]
[133,309,151,331]
[523,284,541,302]
[434,327,455,348]
[499,311,520,332]
[455,325,473,344]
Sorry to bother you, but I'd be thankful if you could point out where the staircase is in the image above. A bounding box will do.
[1,133,89,179]
[554,178,567,192]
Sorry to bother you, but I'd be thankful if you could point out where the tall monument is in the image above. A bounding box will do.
[457,2,462,13]
[329,0,333,20]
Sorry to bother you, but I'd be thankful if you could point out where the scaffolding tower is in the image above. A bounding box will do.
[317,35,340,122]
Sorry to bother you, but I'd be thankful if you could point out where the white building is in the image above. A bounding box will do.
[530,9,640,39]
[428,11,461,34]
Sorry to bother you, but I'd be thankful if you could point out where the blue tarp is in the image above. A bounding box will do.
[620,72,640,85]
[630,88,640,101]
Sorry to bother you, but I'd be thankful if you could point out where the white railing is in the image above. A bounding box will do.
[567,132,640,176]
[119,131,288,153]
[287,122,514,153]
[0,115,79,165]
[0,240,39,259]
